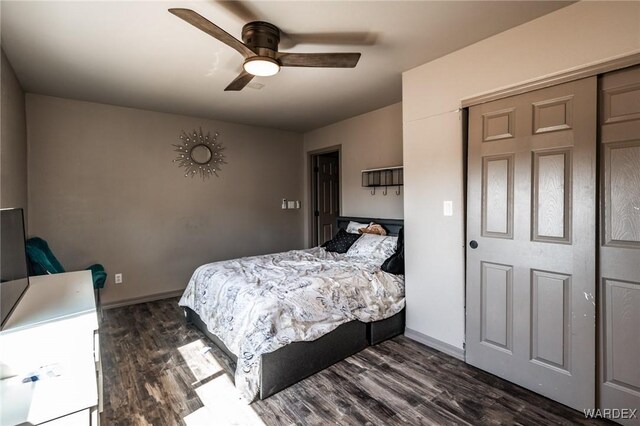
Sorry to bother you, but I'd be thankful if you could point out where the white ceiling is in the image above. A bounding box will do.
[1,1,572,132]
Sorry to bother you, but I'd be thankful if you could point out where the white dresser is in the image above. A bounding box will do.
[0,271,102,425]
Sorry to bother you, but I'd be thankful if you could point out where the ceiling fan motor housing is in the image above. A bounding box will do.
[242,21,281,53]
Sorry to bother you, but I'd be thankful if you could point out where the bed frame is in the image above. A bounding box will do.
[185,216,405,400]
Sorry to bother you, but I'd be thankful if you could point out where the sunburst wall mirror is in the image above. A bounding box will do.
[173,129,226,179]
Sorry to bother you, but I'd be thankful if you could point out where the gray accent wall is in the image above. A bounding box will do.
[402,1,640,351]
[303,102,403,247]
[26,95,305,305]
[1,49,28,216]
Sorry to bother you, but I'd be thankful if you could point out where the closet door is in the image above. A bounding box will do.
[599,65,640,424]
[466,77,597,410]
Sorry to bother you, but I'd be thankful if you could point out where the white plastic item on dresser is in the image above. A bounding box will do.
[41,409,91,425]
[0,271,102,426]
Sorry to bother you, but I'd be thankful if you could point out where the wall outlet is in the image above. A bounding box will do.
[115,273,123,284]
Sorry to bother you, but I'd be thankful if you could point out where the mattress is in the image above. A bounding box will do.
[178,247,405,402]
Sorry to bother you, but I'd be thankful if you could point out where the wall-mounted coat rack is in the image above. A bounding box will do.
[361,166,403,196]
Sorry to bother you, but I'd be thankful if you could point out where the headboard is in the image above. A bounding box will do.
[336,216,404,236]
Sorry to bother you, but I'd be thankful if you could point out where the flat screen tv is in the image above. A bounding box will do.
[0,208,30,329]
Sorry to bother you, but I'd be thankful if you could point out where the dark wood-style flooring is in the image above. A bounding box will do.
[101,298,607,425]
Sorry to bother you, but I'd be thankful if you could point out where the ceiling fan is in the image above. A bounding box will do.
[168,9,362,91]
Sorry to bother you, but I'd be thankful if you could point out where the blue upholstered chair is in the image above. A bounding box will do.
[25,237,107,306]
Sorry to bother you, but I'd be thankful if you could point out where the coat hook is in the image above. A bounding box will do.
[396,186,401,195]
[383,186,388,196]
[371,187,376,195]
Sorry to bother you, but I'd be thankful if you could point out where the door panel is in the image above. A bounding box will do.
[480,262,513,352]
[604,141,640,246]
[482,108,515,141]
[482,155,514,237]
[532,95,574,134]
[467,77,596,411]
[532,149,571,243]
[530,269,570,371]
[599,65,640,424]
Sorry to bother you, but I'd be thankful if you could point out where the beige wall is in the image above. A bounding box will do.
[402,1,640,351]
[303,102,403,246]
[26,95,304,305]
[1,49,28,216]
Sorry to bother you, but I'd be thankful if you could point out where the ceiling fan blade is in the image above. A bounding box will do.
[277,52,361,68]
[169,8,256,58]
[224,71,255,91]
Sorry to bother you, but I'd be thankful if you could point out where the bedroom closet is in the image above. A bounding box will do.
[465,64,640,419]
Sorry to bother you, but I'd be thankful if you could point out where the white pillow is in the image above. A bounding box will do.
[345,221,371,234]
[345,234,398,265]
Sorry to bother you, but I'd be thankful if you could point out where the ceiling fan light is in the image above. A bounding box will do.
[243,57,280,77]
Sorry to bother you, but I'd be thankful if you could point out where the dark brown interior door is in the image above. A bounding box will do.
[315,153,339,245]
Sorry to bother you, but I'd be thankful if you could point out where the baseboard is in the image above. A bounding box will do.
[404,328,465,361]
[102,289,184,310]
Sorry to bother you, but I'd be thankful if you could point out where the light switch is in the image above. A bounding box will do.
[443,201,453,216]
[282,199,300,210]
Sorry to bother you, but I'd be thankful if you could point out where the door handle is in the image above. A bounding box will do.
[469,240,478,249]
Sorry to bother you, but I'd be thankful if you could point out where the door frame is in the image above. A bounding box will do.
[307,145,341,247]
[461,52,640,108]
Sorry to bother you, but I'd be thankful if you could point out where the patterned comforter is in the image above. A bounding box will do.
[178,247,405,402]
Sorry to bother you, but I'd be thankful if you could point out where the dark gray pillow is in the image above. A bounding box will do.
[382,227,404,274]
[322,228,361,253]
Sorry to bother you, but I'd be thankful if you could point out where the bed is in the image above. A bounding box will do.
[180,216,405,401]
